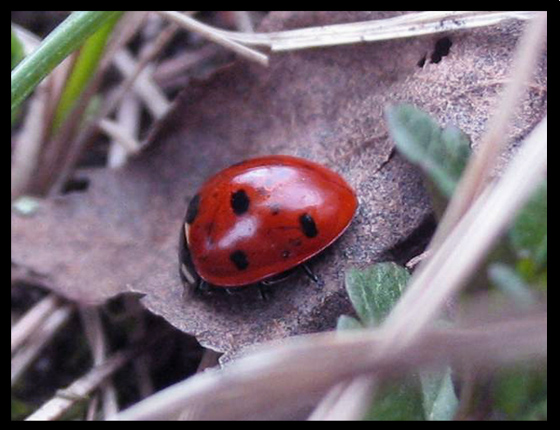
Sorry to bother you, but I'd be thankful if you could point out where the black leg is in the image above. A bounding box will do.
[257,283,270,301]
[188,279,214,298]
[225,287,237,295]
[182,277,203,300]
[302,263,324,288]
[302,263,319,283]
[260,268,296,286]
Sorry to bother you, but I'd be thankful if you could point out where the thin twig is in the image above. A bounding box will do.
[187,11,537,51]
[80,307,119,418]
[232,11,255,33]
[48,13,158,196]
[308,377,377,421]
[112,48,170,119]
[111,311,546,421]
[152,44,220,89]
[156,11,269,65]
[99,118,141,155]
[318,14,547,418]
[11,303,73,386]
[382,116,547,350]
[377,12,547,352]
[153,12,536,63]
[434,11,547,242]
[11,82,49,199]
[26,348,133,421]
[107,92,141,168]
[123,296,154,399]
[52,20,179,196]
[11,294,62,353]
[98,18,177,127]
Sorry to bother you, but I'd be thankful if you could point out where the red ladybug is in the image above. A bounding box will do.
[179,155,358,291]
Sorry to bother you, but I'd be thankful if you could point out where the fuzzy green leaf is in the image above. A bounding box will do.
[509,179,547,270]
[493,366,547,420]
[336,314,363,331]
[365,378,425,421]
[342,262,459,421]
[420,367,459,420]
[344,262,410,327]
[385,104,471,215]
[488,263,537,306]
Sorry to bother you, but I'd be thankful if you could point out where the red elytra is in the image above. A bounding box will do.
[179,155,358,288]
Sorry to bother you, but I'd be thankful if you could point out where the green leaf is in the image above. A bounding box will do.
[493,366,547,420]
[365,378,425,421]
[509,179,547,270]
[524,398,547,421]
[342,263,459,421]
[488,263,536,307]
[11,395,33,421]
[11,27,25,70]
[420,367,459,420]
[385,104,471,215]
[11,11,122,115]
[344,262,410,326]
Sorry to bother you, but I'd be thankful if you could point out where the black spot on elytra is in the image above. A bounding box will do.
[430,37,452,64]
[282,250,290,259]
[185,194,200,224]
[299,213,318,238]
[231,189,250,215]
[230,250,249,271]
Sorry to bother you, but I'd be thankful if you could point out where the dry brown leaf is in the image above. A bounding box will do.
[11,12,547,354]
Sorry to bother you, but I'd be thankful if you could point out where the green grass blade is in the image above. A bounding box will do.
[11,11,122,115]
[11,26,26,125]
[52,12,122,131]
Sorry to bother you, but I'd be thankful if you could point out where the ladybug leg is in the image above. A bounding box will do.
[180,264,206,297]
[197,279,211,294]
[260,269,295,286]
[302,263,323,287]
[181,277,200,299]
[224,287,239,295]
[302,263,318,282]
[257,271,298,301]
[256,283,270,301]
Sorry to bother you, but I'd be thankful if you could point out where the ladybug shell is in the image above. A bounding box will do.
[181,155,358,287]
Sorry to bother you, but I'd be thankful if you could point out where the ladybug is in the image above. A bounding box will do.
[179,155,358,292]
